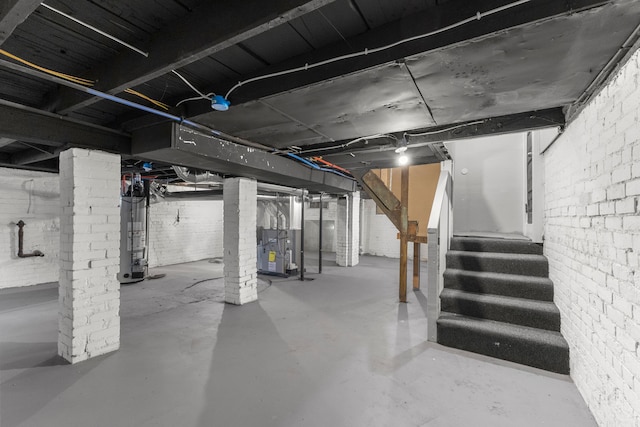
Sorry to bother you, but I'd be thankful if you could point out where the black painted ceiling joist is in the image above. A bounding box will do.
[132,122,357,194]
[52,0,337,115]
[187,0,609,117]
[0,100,130,154]
[312,107,566,158]
[11,144,68,165]
[0,0,42,45]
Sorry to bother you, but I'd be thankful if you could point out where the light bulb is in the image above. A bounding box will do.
[398,155,409,166]
[394,146,407,154]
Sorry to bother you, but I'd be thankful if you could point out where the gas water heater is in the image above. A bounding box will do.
[118,173,148,284]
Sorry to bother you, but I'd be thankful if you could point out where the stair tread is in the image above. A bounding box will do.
[447,250,547,260]
[453,235,532,241]
[441,288,557,310]
[444,268,553,284]
[437,312,568,348]
[450,236,543,255]
[446,250,549,277]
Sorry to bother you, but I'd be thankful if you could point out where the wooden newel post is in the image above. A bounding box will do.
[413,242,421,290]
[399,166,409,303]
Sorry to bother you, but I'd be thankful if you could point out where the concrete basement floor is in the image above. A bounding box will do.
[0,255,596,427]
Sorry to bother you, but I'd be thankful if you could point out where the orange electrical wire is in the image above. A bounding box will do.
[124,89,170,110]
[311,156,352,176]
[0,48,93,85]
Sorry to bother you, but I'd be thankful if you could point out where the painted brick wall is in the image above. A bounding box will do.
[0,167,60,289]
[58,149,121,363]
[223,178,257,305]
[544,48,640,426]
[147,189,224,268]
[0,175,224,287]
[360,199,427,260]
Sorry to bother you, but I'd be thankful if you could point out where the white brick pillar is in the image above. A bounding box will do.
[58,148,121,363]
[336,191,360,266]
[223,177,258,305]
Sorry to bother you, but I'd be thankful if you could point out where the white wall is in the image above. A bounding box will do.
[360,198,426,260]
[147,194,224,268]
[0,174,225,287]
[0,168,60,289]
[544,48,640,427]
[447,134,525,234]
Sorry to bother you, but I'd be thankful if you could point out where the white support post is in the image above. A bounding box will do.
[336,191,360,266]
[58,148,121,363]
[427,163,453,342]
[223,177,258,305]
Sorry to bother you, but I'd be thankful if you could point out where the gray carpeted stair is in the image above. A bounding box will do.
[437,236,570,374]
[446,251,549,277]
[450,236,543,254]
[437,313,569,374]
[440,289,560,331]
[443,269,554,301]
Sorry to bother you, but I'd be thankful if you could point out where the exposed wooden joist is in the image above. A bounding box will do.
[0,136,15,148]
[187,0,608,116]
[355,170,403,230]
[52,0,337,114]
[0,0,42,45]
[314,108,565,163]
[11,144,68,165]
[0,100,130,153]
[0,158,58,172]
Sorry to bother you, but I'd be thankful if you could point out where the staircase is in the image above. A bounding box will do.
[436,236,570,374]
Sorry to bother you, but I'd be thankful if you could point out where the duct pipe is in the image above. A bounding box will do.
[172,166,222,184]
[172,170,309,197]
[16,220,44,258]
[258,182,307,196]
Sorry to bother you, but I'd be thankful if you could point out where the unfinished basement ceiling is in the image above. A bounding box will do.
[0,0,639,190]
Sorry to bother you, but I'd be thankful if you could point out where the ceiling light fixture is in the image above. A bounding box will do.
[211,95,231,111]
[398,154,409,166]
[394,146,407,154]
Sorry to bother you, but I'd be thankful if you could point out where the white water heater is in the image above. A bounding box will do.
[118,174,148,284]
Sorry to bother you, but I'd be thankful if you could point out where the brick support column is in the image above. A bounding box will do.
[336,191,360,266]
[58,148,121,363]
[223,177,257,305]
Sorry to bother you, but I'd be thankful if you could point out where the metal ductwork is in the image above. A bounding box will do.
[172,166,222,184]
[132,122,357,194]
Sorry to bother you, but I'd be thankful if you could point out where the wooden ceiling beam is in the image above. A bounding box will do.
[0,99,130,153]
[52,0,337,115]
[0,0,42,45]
[186,0,609,117]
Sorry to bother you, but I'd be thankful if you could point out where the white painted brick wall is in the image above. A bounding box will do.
[223,178,257,305]
[0,167,60,289]
[544,48,640,427]
[58,149,121,363]
[360,199,427,260]
[148,188,223,268]
[336,192,360,266]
